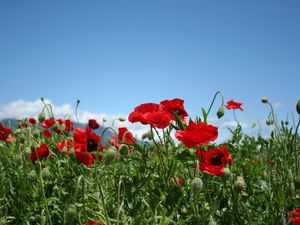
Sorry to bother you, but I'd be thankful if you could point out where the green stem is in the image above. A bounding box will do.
[207,91,224,117]
[38,162,53,225]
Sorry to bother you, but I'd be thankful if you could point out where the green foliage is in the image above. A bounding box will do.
[0,108,300,225]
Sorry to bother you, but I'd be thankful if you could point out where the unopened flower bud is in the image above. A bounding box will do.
[217,106,225,119]
[42,167,51,179]
[27,170,37,181]
[261,97,269,104]
[191,177,203,191]
[64,204,77,224]
[297,100,300,115]
[234,176,246,191]
[104,147,117,164]
[118,117,126,122]
[223,167,231,179]
[102,118,107,123]
[38,112,46,122]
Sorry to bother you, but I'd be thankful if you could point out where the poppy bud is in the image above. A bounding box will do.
[217,106,225,119]
[223,167,231,179]
[297,100,300,115]
[42,167,51,179]
[52,185,59,193]
[38,112,46,122]
[191,177,203,191]
[19,134,26,143]
[64,204,77,224]
[234,176,246,191]
[180,207,188,215]
[119,145,129,155]
[261,97,269,104]
[33,130,40,138]
[102,118,107,122]
[118,117,126,122]
[104,147,117,164]
[27,170,37,181]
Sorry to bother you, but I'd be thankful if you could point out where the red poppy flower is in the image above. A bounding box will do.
[28,118,37,124]
[29,143,50,163]
[128,103,174,128]
[82,222,105,225]
[64,119,74,132]
[225,100,243,111]
[0,123,11,142]
[73,127,104,167]
[88,119,100,129]
[41,118,55,129]
[159,98,188,120]
[288,208,300,225]
[197,146,233,176]
[118,127,135,144]
[43,130,52,138]
[109,127,136,149]
[57,139,73,155]
[175,120,218,147]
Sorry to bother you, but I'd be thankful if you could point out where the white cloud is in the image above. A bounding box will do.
[0,99,151,139]
[221,120,250,129]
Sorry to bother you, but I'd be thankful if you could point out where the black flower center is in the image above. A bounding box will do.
[210,153,224,166]
[87,139,98,152]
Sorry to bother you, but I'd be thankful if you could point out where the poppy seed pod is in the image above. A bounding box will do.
[217,106,225,119]
[297,100,300,115]
[38,112,46,122]
[261,97,269,104]
[191,177,203,191]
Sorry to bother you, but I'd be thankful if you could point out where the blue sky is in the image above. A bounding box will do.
[0,0,299,140]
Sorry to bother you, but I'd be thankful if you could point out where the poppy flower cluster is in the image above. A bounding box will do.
[0,123,11,142]
[41,118,74,138]
[129,98,188,129]
[73,127,105,167]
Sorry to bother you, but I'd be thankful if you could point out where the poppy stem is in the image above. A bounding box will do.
[75,99,80,125]
[207,91,224,117]
[38,162,53,225]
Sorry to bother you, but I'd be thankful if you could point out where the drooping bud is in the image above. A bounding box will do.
[38,112,46,122]
[118,117,126,122]
[217,106,225,119]
[102,118,107,123]
[297,100,300,115]
[261,97,269,104]
[191,177,203,191]
[234,176,246,191]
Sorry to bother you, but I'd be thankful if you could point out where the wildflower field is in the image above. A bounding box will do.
[0,95,300,225]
